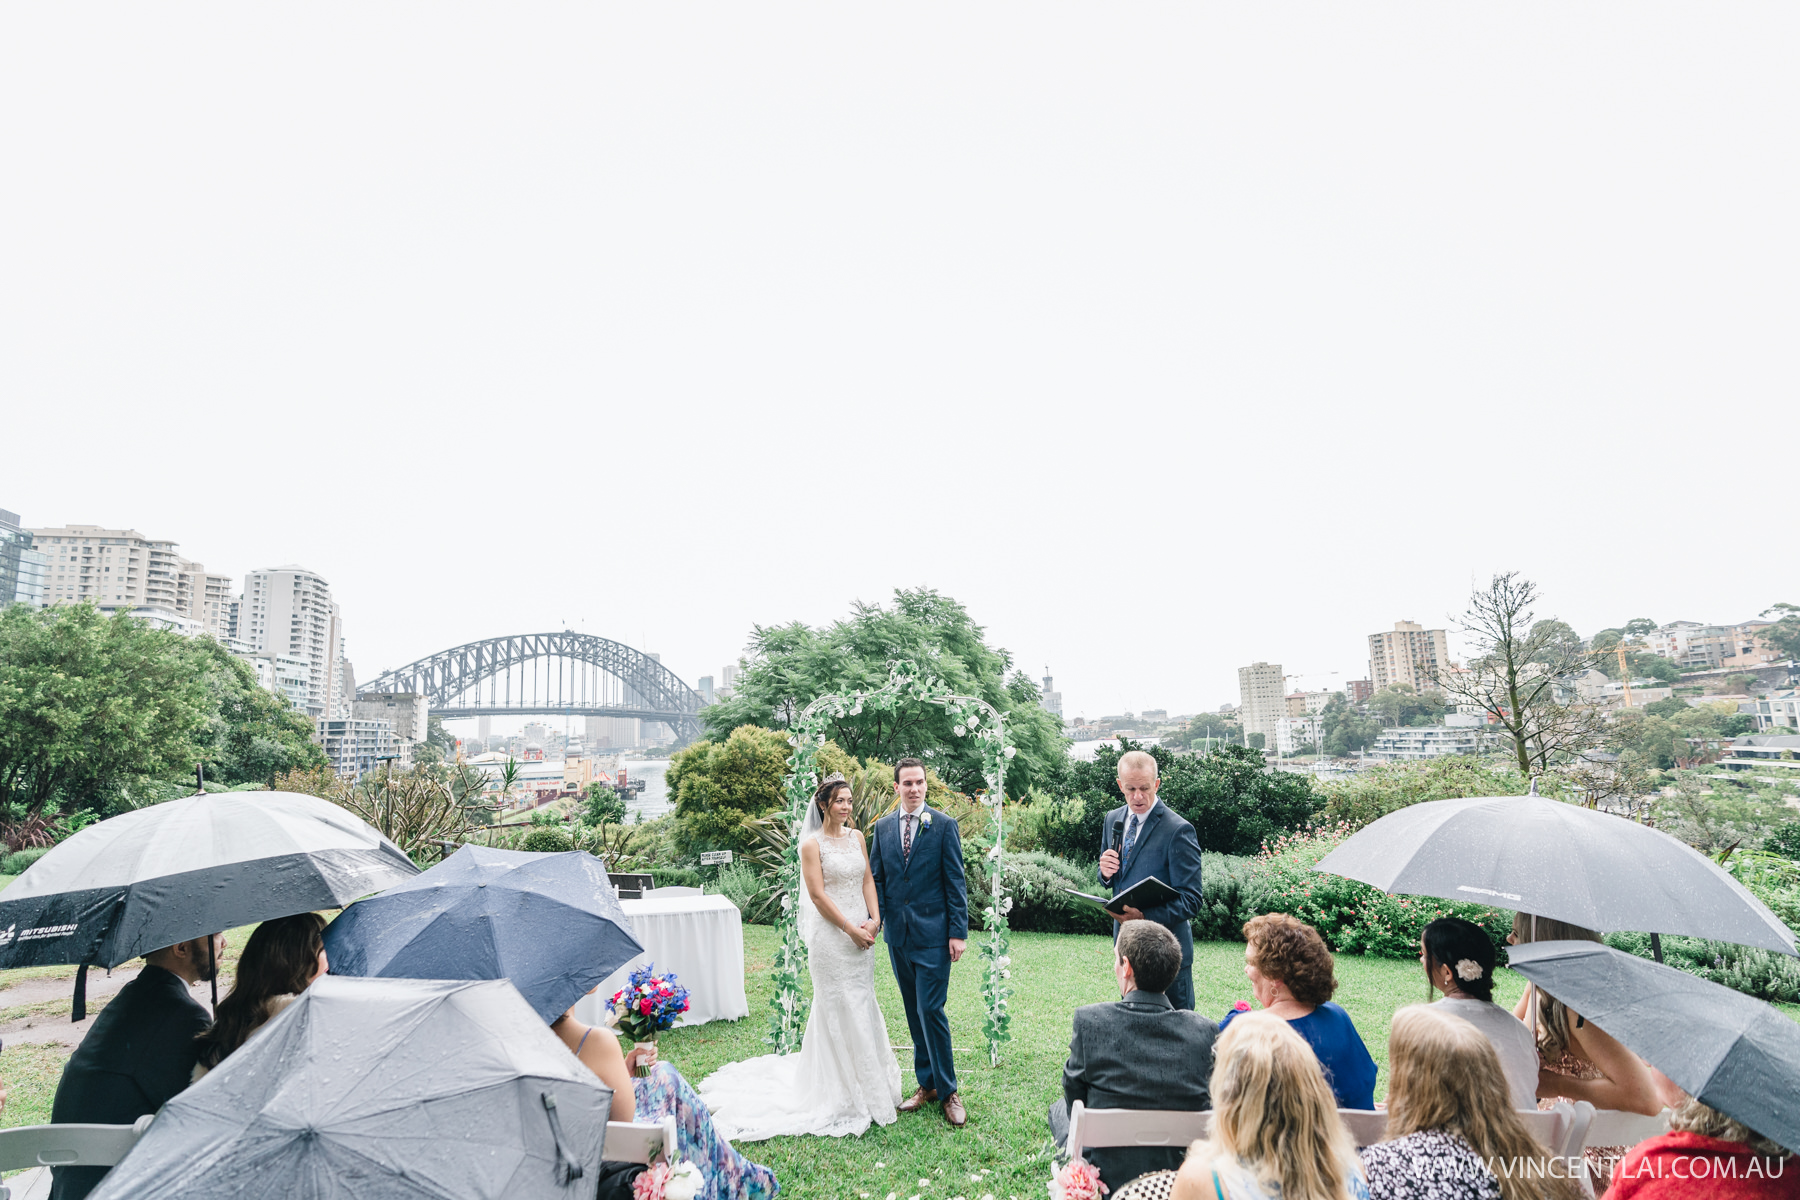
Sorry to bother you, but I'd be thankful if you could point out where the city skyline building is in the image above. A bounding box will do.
[1040,669,1063,718]
[1,508,49,608]
[1368,620,1451,695]
[1237,661,1285,746]
[237,565,353,719]
[28,522,218,623]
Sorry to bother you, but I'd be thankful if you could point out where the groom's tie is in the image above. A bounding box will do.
[1122,812,1141,864]
[902,813,914,860]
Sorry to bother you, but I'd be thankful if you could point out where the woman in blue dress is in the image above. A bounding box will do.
[1220,913,1378,1110]
[553,1002,778,1200]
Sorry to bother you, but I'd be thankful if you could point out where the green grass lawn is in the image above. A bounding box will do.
[3,923,1796,1199]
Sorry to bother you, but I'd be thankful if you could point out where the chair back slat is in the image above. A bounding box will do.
[1065,1102,1211,1157]
[649,886,704,897]
[0,1124,143,1172]
[604,1117,678,1165]
[1337,1109,1387,1147]
[1585,1108,1669,1149]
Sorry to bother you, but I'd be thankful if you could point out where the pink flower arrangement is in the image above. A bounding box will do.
[1049,1158,1108,1200]
[632,1160,702,1200]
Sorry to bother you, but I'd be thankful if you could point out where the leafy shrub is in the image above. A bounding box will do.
[1603,932,1800,1004]
[710,862,776,923]
[522,828,575,853]
[649,866,702,889]
[1315,758,1529,831]
[1,846,51,875]
[984,851,1113,936]
[1192,853,1259,942]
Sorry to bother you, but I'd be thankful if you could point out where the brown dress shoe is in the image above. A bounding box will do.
[942,1092,966,1127]
[897,1086,937,1113]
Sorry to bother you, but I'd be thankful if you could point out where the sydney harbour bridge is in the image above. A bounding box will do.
[357,631,707,745]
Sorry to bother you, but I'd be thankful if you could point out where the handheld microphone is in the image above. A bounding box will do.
[1110,818,1125,854]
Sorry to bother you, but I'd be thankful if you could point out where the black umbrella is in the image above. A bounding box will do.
[89,975,613,1199]
[1313,795,1796,955]
[0,789,418,1017]
[1507,939,1800,1154]
[322,845,642,1023]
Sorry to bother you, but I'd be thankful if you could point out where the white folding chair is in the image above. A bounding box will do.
[1514,1101,1588,1160]
[0,1116,152,1200]
[1584,1107,1669,1150]
[1337,1109,1388,1147]
[1064,1101,1211,1161]
[604,1117,679,1165]
[649,886,703,897]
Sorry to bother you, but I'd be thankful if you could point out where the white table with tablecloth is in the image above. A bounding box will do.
[571,893,748,1028]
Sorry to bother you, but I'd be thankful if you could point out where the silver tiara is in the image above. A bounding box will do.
[819,772,848,787]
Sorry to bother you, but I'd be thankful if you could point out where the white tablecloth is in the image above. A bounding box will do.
[572,894,748,1028]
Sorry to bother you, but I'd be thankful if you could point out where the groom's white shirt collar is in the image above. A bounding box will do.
[898,796,927,818]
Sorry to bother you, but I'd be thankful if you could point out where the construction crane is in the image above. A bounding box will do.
[1598,641,1642,707]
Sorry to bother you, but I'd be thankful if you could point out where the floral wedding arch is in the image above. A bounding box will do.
[767,660,1016,1066]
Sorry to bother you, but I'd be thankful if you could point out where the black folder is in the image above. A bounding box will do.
[1063,875,1180,916]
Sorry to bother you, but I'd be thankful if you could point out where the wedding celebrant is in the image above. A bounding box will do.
[869,757,970,1127]
[1097,750,1204,1011]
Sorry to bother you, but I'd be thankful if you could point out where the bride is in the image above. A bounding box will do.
[697,773,902,1140]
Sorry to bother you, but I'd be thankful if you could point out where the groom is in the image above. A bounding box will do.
[869,757,969,1128]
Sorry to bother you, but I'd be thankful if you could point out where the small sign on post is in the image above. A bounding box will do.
[699,850,734,866]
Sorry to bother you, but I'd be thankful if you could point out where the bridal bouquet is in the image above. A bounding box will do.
[607,963,691,1071]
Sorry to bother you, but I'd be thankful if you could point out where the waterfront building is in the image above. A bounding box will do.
[1368,621,1450,694]
[1041,671,1063,718]
[317,717,400,779]
[28,523,218,620]
[1238,662,1285,745]
[1367,715,1488,761]
[1275,715,1321,755]
[698,675,716,705]
[1344,679,1373,706]
[354,693,430,748]
[249,652,312,711]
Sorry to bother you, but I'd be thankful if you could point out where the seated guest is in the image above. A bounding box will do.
[49,931,224,1200]
[1047,920,1218,1191]
[1420,916,1538,1110]
[1609,1094,1799,1200]
[193,913,328,1079]
[1362,1005,1581,1200]
[1173,1012,1370,1200]
[1222,914,1377,1110]
[554,998,779,1200]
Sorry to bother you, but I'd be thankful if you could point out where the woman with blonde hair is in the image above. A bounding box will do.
[1362,1005,1582,1200]
[1172,1011,1370,1200]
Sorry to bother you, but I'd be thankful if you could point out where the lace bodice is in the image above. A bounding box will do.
[813,830,869,923]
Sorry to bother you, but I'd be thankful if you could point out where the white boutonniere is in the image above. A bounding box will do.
[919,810,932,828]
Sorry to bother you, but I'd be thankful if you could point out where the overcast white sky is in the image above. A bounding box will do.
[4,5,1795,720]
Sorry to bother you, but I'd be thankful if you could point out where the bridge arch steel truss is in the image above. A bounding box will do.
[358,631,705,744]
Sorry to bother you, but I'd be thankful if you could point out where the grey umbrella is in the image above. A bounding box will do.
[1312,795,1795,955]
[90,976,613,1199]
[1507,939,1800,1154]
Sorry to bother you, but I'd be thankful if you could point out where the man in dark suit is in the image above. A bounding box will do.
[1097,749,1204,1010]
[1048,920,1217,1189]
[50,933,222,1200]
[869,757,969,1127]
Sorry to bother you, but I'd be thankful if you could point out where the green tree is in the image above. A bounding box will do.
[1317,758,1530,829]
[1595,651,1681,685]
[183,637,326,787]
[1366,683,1446,728]
[583,780,628,826]
[1165,713,1245,751]
[700,588,1066,797]
[0,604,213,816]
[1762,603,1800,661]
[1320,695,1381,755]
[665,725,793,858]
[1624,618,1659,637]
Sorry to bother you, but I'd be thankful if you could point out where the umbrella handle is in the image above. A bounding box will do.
[72,963,89,1023]
[540,1092,584,1187]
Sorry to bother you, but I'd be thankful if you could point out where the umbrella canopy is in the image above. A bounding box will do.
[1313,795,1795,954]
[90,975,613,1199]
[0,790,419,971]
[1507,939,1800,1154]
[322,845,643,1023]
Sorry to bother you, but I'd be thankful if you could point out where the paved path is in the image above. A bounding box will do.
[0,967,227,1049]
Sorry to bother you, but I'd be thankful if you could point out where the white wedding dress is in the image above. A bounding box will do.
[697,828,903,1140]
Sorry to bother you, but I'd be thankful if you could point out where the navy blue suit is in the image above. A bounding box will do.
[1097,800,1204,1011]
[869,804,967,1098]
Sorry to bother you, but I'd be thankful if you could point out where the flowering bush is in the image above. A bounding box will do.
[1048,1158,1107,1200]
[607,963,691,1042]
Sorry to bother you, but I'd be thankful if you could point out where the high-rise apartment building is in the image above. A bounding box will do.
[1368,621,1451,694]
[28,524,222,624]
[1,509,49,608]
[1238,662,1285,745]
[238,566,352,719]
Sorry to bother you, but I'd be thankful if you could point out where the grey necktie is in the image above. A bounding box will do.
[1122,813,1141,863]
